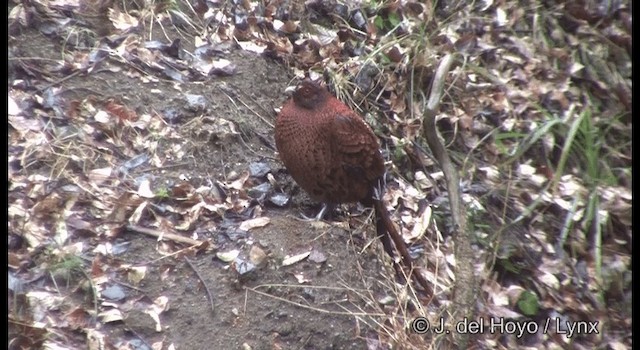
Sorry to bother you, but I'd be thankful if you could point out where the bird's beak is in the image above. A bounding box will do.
[284,85,297,96]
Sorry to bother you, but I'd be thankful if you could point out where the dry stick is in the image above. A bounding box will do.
[125,327,153,349]
[126,224,203,246]
[34,68,83,92]
[137,161,192,173]
[36,68,111,92]
[247,286,386,317]
[422,54,476,347]
[112,279,146,293]
[127,225,215,313]
[373,199,435,300]
[184,257,215,314]
[218,84,274,129]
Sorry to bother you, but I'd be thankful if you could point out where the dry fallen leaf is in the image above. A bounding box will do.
[249,245,268,267]
[293,272,311,284]
[136,178,155,199]
[88,167,112,184]
[239,217,270,231]
[127,266,147,285]
[282,251,311,267]
[99,308,124,323]
[108,8,139,31]
[217,249,240,263]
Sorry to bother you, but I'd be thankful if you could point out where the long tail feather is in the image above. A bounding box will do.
[373,196,433,297]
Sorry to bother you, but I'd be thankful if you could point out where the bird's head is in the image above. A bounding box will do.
[292,79,329,110]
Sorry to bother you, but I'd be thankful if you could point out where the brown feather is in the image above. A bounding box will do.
[275,79,385,204]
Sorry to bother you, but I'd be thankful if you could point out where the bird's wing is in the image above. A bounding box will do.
[330,113,385,181]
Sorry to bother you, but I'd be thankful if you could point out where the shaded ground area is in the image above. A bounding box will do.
[9,22,401,350]
[116,215,389,350]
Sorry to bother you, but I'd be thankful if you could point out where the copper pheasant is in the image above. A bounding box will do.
[275,79,385,209]
[275,79,432,294]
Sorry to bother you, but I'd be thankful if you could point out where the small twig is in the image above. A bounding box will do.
[422,53,476,347]
[77,268,99,326]
[184,257,215,314]
[247,286,386,317]
[296,336,312,350]
[112,279,147,293]
[136,161,192,173]
[140,241,213,266]
[235,131,270,159]
[126,224,204,246]
[37,70,84,92]
[252,283,370,292]
[126,327,153,349]
[218,84,274,129]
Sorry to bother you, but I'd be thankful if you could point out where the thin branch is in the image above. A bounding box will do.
[126,224,205,246]
[184,257,215,315]
[421,53,476,348]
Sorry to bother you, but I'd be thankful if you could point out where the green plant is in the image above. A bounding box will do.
[155,186,170,198]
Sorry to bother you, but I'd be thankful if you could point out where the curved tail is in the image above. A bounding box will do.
[372,196,433,297]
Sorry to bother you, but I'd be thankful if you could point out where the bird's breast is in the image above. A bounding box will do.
[275,103,384,204]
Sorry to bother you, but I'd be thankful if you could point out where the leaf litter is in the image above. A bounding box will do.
[8,0,631,349]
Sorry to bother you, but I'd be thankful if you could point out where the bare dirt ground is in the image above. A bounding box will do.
[9,5,407,350]
[114,215,391,350]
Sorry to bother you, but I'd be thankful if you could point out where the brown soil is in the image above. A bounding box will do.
[10,11,398,350]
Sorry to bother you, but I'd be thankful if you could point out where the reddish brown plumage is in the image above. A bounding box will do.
[275,79,433,295]
[275,79,385,205]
